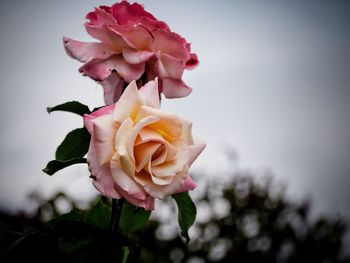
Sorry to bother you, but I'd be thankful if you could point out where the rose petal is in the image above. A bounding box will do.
[134,142,161,172]
[109,24,153,50]
[87,130,121,199]
[110,152,145,196]
[101,73,124,105]
[188,136,206,167]
[144,166,189,199]
[85,24,130,51]
[137,127,177,163]
[79,55,144,82]
[115,183,155,211]
[155,54,184,79]
[174,175,197,193]
[111,1,157,26]
[181,119,194,145]
[138,78,160,109]
[86,6,116,26]
[162,78,192,98]
[186,53,199,70]
[123,49,154,64]
[84,104,115,134]
[92,114,118,165]
[148,142,188,178]
[113,81,144,123]
[151,30,189,61]
[137,16,170,32]
[115,118,135,176]
[63,37,114,63]
[135,106,183,139]
[115,116,160,177]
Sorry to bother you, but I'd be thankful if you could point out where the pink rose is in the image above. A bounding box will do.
[84,79,205,210]
[64,1,199,105]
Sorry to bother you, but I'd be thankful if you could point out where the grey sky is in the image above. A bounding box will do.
[1,0,350,249]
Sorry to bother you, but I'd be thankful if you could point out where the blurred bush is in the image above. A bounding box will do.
[0,175,349,263]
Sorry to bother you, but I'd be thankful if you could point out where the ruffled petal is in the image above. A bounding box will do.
[63,37,114,63]
[101,73,124,105]
[92,114,118,165]
[84,104,115,134]
[155,54,184,79]
[144,166,189,199]
[85,24,130,51]
[115,183,155,211]
[188,136,206,167]
[134,142,161,172]
[162,78,192,98]
[151,30,190,61]
[186,53,199,70]
[108,24,153,50]
[123,49,154,64]
[181,119,194,145]
[137,16,170,32]
[110,152,144,196]
[87,127,120,199]
[86,6,116,26]
[148,142,188,178]
[113,81,144,122]
[138,78,160,109]
[111,1,157,26]
[135,106,183,139]
[79,55,144,82]
[174,175,197,193]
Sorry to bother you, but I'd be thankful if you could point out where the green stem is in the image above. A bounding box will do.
[109,198,124,234]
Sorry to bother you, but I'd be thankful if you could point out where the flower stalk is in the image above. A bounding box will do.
[109,198,125,234]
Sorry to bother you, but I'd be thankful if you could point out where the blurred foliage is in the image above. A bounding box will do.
[135,175,349,263]
[0,175,349,263]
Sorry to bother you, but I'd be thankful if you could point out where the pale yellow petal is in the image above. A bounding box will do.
[110,153,143,195]
[144,166,189,199]
[135,106,182,139]
[149,141,188,178]
[113,81,144,123]
[115,118,135,177]
[134,142,161,172]
[139,78,160,109]
[133,170,152,187]
[92,114,118,165]
[181,119,194,145]
[147,161,174,186]
[188,136,206,167]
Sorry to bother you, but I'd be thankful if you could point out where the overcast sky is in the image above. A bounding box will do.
[1,0,350,247]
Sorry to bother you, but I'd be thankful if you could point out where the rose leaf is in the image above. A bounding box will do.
[55,128,90,161]
[47,101,91,117]
[172,191,196,242]
[42,158,87,176]
[119,200,151,234]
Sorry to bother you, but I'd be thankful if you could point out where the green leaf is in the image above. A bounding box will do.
[58,238,93,253]
[172,192,197,242]
[47,101,91,116]
[84,197,111,229]
[48,210,85,228]
[42,158,87,175]
[119,201,151,234]
[55,128,90,161]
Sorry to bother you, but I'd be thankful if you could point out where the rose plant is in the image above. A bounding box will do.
[41,1,204,261]
[64,1,198,104]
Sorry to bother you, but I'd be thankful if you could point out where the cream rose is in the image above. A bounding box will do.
[84,79,205,210]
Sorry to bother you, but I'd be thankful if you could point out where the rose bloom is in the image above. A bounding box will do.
[84,79,205,210]
[64,1,198,105]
